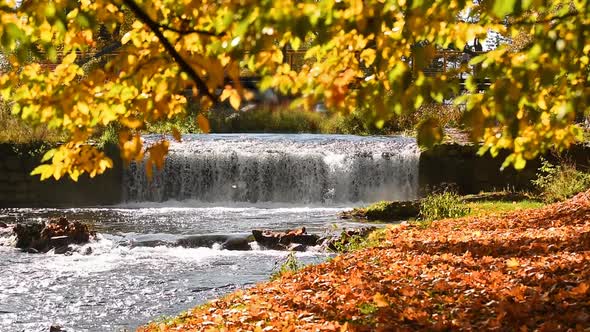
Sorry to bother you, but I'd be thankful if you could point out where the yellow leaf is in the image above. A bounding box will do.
[99,158,113,172]
[131,20,143,29]
[360,49,376,66]
[340,322,349,332]
[271,49,283,63]
[220,86,233,102]
[53,163,64,180]
[121,133,144,163]
[62,52,77,65]
[229,92,241,110]
[537,93,547,110]
[417,117,443,148]
[69,169,80,182]
[77,102,89,115]
[148,141,169,170]
[197,114,210,133]
[121,117,143,129]
[145,158,153,181]
[373,292,389,307]
[41,149,56,162]
[121,31,133,45]
[31,164,53,181]
[506,258,520,268]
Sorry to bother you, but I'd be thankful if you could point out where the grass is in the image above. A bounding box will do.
[533,158,590,203]
[344,191,544,223]
[0,103,65,144]
[419,191,471,221]
[207,103,436,135]
[466,199,544,217]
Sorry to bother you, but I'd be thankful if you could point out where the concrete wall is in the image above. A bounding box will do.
[419,143,590,195]
[0,143,123,207]
[2,141,589,207]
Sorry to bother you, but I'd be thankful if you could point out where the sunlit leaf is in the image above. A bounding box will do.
[197,114,210,134]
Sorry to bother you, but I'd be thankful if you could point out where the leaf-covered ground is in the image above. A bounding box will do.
[140,191,590,331]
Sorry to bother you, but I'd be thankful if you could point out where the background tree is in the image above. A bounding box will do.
[0,0,588,180]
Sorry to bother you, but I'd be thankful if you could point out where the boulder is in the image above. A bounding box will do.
[222,237,251,251]
[339,200,421,221]
[9,217,94,254]
[49,325,66,332]
[286,243,307,252]
[252,227,319,250]
[176,234,231,248]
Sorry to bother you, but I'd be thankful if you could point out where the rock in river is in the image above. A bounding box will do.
[2,217,95,254]
[252,227,319,250]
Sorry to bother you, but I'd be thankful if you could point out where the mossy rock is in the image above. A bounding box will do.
[340,200,421,221]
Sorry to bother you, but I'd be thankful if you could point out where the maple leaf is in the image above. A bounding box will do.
[373,293,389,307]
[506,258,520,269]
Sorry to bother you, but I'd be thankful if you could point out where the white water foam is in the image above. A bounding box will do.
[123,134,420,204]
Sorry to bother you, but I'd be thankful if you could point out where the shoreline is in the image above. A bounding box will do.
[139,191,590,331]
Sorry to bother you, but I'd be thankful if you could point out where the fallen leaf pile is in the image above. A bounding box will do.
[140,191,590,331]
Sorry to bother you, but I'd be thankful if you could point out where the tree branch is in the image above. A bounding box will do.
[120,0,217,103]
[510,10,581,26]
[155,22,223,37]
[0,5,16,13]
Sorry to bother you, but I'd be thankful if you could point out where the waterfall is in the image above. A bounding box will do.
[123,134,420,204]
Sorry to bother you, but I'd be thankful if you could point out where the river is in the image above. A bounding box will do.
[0,134,420,331]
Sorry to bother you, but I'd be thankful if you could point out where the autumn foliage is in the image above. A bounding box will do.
[1,1,589,178]
[140,191,590,331]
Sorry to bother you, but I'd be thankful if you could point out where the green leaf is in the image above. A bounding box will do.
[492,0,516,17]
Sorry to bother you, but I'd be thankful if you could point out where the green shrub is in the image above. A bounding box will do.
[270,252,302,280]
[96,123,120,147]
[330,234,368,253]
[359,200,420,221]
[208,105,325,133]
[532,159,590,203]
[419,191,470,221]
[208,104,410,135]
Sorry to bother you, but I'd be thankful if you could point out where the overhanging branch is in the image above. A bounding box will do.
[120,0,217,103]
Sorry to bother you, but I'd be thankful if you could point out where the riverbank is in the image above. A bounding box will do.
[140,191,590,331]
[339,191,544,222]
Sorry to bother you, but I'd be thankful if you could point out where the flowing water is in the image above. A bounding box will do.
[0,134,420,332]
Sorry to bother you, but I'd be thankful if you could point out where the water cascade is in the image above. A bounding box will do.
[123,134,421,204]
